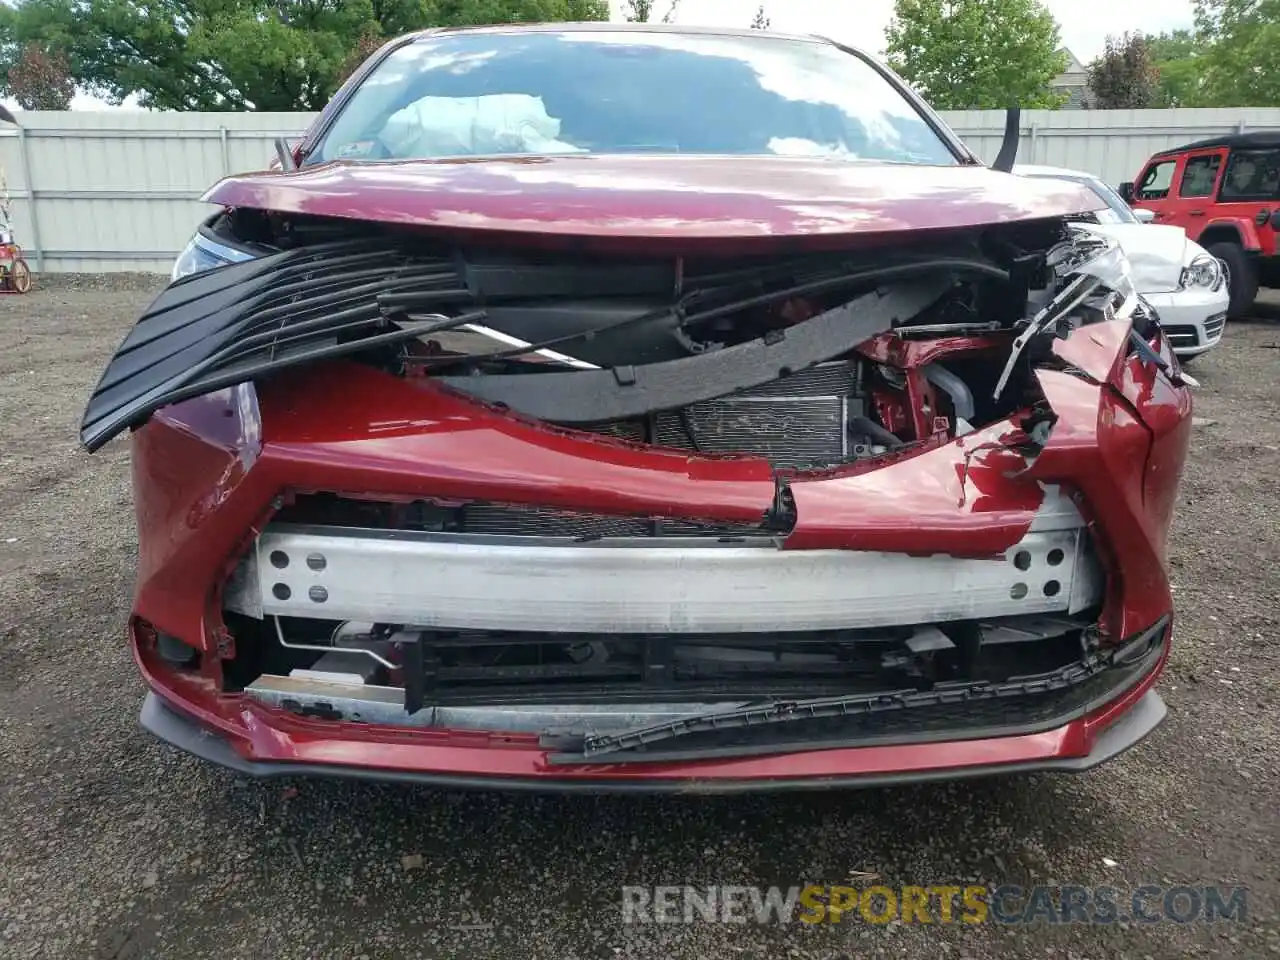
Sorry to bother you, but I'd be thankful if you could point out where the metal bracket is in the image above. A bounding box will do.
[398,632,439,716]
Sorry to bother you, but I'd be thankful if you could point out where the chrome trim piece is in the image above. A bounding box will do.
[456,323,600,370]
[1203,313,1226,342]
[1161,324,1201,348]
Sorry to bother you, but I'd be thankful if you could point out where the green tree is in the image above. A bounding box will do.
[622,0,678,22]
[1147,30,1206,107]
[884,0,1068,109]
[1087,32,1158,108]
[1193,0,1280,106]
[0,0,610,111]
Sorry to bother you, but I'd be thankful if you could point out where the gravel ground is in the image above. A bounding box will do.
[1,279,1278,959]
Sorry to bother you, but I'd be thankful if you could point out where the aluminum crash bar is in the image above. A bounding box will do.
[227,493,1103,634]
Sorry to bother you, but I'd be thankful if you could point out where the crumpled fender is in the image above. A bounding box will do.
[1031,318,1192,639]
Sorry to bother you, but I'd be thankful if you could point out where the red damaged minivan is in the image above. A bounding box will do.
[81,24,1191,791]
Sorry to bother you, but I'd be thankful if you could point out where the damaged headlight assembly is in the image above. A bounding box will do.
[994,227,1139,400]
[171,229,259,281]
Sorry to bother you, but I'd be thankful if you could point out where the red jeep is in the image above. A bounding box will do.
[1124,131,1280,316]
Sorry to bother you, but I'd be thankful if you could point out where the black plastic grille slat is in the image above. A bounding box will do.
[423,629,905,690]
[80,243,466,451]
[431,283,943,423]
[352,621,1092,715]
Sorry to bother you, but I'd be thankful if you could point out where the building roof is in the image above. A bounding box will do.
[1057,48,1088,76]
[1051,48,1093,108]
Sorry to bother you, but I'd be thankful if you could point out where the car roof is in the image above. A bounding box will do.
[1153,130,1280,157]
[406,21,836,47]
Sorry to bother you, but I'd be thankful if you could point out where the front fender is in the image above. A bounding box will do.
[1201,216,1262,251]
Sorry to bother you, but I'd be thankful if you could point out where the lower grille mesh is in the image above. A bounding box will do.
[460,505,651,538]
[1162,324,1199,348]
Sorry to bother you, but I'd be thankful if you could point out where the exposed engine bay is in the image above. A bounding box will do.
[96,211,1184,762]
[82,210,1159,458]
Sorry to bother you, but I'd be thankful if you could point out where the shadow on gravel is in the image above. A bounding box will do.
[200,766,1118,903]
[106,762,1145,958]
[85,759,1125,956]
[1236,300,1280,324]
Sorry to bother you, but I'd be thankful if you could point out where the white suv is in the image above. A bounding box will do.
[1016,164,1229,360]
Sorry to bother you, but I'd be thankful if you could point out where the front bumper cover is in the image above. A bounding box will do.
[138,687,1167,793]
[121,307,1191,790]
[1145,286,1229,357]
[137,617,1169,791]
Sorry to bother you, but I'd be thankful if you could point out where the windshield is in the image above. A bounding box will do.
[1028,173,1138,224]
[307,30,958,166]
[1081,177,1140,224]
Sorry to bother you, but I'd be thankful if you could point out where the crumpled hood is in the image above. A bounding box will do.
[1077,222,1191,294]
[202,155,1101,249]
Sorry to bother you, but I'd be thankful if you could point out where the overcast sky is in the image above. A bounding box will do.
[57,0,1196,110]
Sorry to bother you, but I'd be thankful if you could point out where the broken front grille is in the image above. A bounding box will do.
[233,612,1092,704]
[80,241,473,451]
[230,614,1166,760]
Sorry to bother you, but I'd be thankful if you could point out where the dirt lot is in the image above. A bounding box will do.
[0,280,1277,960]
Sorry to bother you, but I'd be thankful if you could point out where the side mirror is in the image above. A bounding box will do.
[1133,208,1156,223]
[1118,181,1136,204]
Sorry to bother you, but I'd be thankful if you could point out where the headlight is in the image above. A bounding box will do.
[1179,254,1223,291]
[171,231,258,281]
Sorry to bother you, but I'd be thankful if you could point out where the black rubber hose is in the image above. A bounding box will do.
[848,415,905,449]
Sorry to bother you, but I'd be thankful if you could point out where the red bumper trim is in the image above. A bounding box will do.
[136,627,1169,791]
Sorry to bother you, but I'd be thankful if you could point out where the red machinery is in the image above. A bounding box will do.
[0,231,31,294]
[0,104,31,294]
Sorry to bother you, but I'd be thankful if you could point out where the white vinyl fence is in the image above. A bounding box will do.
[2,108,1280,273]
